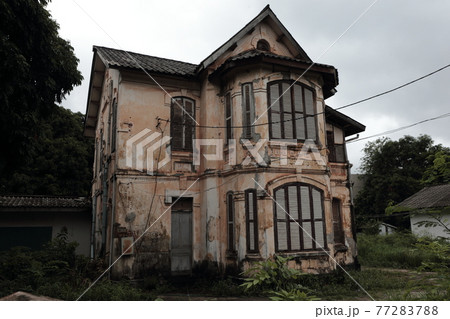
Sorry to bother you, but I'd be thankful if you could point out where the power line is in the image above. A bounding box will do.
[347,112,450,143]
[337,63,450,110]
[169,63,450,129]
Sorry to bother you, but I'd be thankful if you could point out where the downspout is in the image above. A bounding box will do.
[345,138,360,270]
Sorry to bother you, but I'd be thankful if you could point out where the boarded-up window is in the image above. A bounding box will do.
[245,189,258,253]
[268,81,316,141]
[226,192,235,251]
[332,198,345,245]
[225,93,233,144]
[242,83,254,139]
[171,97,195,151]
[273,183,326,252]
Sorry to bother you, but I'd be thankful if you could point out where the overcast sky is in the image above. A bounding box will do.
[47,0,450,170]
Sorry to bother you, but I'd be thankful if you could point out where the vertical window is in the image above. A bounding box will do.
[225,93,233,144]
[245,189,258,253]
[226,192,235,251]
[327,126,346,163]
[332,198,345,245]
[110,98,117,152]
[171,97,195,151]
[273,183,326,252]
[242,83,254,139]
[268,82,316,141]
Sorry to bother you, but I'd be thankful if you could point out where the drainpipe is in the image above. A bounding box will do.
[346,154,360,270]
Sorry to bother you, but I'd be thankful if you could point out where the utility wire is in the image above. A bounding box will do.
[347,112,450,143]
[169,63,450,129]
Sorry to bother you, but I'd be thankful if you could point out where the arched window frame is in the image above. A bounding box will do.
[273,183,326,252]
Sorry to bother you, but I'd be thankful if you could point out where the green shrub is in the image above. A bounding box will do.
[240,255,318,300]
[357,232,441,269]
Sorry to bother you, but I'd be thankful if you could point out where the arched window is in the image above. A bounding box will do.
[273,183,326,252]
[257,39,270,51]
[267,81,317,141]
[171,97,195,151]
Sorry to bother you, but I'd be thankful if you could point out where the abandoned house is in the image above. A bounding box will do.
[84,5,365,278]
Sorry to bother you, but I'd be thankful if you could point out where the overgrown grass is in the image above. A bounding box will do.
[357,232,443,269]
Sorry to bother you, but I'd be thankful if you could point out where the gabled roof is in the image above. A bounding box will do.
[0,195,91,210]
[325,105,366,137]
[397,184,450,210]
[94,46,197,78]
[197,5,312,72]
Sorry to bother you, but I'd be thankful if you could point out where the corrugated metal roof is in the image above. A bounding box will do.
[397,184,450,210]
[0,195,91,209]
[95,46,198,77]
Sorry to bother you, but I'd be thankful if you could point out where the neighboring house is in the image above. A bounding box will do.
[0,195,91,255]
[378,222,397,236]
[397,184,450,239]
[84,5,365,278]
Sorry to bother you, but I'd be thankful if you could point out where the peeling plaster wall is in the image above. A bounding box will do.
[90,26,357,278]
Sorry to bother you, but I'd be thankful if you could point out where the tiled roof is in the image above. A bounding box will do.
[95,46,197,78]
[224,49,333,69]
[0,195,91,209]
[397,184,450,210]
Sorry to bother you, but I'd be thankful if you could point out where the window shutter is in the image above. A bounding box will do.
[242,84,253,139]
[227,192,235,251]
[246,189,259,253]
[171,97,195,151]
[225,93,232,143]
[268,82,316,142]
[274,183,326,252]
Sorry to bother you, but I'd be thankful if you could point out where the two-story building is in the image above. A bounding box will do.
[84,5,365,278]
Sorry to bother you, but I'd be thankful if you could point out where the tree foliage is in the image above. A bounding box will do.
[0,0,91,196]
[355,135,448,219]
[0,0,83,181]
[0,106,94,196]
[421,150,450,186]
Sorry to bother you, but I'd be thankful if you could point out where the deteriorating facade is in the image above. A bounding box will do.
[84,6,365,278]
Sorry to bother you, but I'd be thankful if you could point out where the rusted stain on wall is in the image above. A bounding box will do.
[84,6,365,279]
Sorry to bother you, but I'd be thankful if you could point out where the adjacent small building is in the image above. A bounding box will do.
[0,195,91,255]
[84,5,365,278]
[397,184,450,239]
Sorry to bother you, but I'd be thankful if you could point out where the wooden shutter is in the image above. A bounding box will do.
[246,189,258,253]
[227,192,235,251]
[225,93,232,143]
[242,84,253,139]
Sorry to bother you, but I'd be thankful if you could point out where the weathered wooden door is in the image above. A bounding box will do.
[171,198,193,273]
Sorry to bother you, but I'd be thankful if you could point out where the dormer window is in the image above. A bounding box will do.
[256,39,270,52]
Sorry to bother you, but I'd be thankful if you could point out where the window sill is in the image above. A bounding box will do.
[245,253,262,260]
[226,250,237,259]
